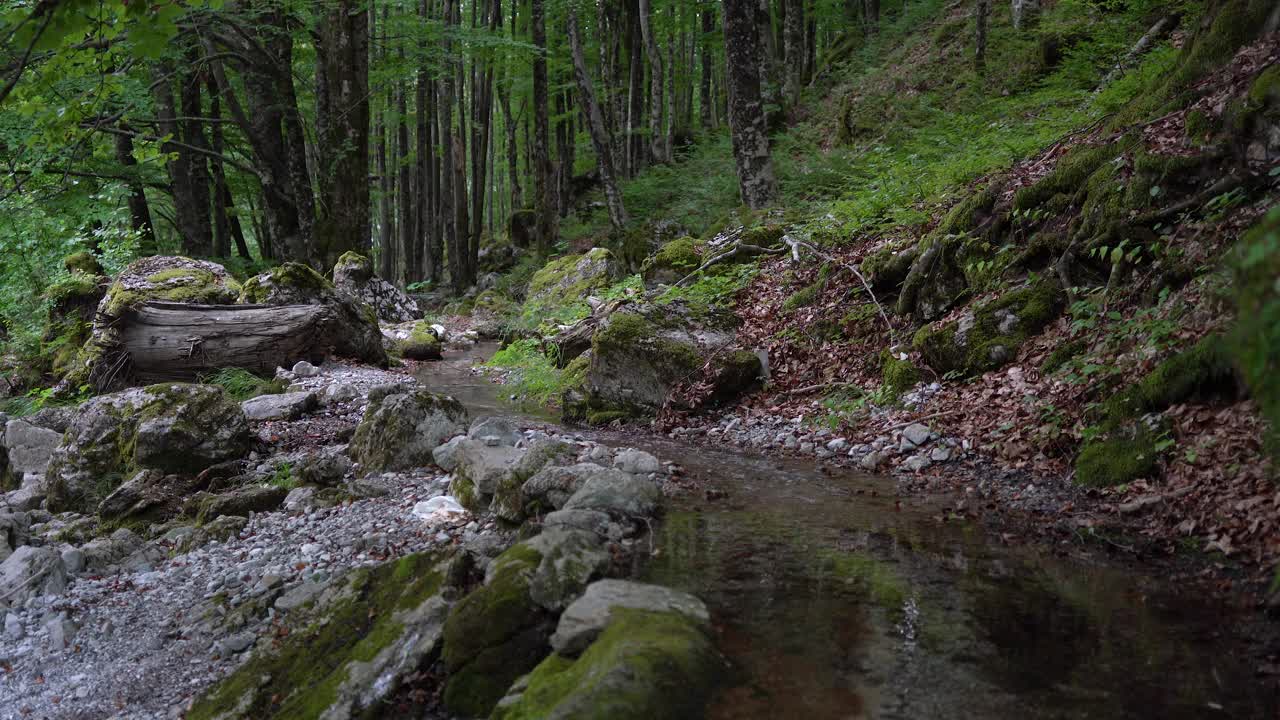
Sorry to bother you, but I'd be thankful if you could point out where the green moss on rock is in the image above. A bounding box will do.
[641,237,703,285]
[881,351,921,400]
[915,279,1065,376]
[491,608,720,720]
[1230,209,1280,464]
[1014,143,1122,213]
[63,251,103,276]
[1075,427,1159,487]
[399,321,443,361]
[442,542,549,717]
[237,262,333,304]
[188,551,448,720]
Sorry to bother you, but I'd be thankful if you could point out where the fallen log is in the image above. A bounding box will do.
[117,301,335,382]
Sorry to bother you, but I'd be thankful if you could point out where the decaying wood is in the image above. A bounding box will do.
[120,301,332,381]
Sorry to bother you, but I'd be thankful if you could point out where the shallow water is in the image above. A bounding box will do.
[418,344,1277,719]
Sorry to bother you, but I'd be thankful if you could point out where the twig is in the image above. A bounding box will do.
[0,560,58,604]
[778,380,860,398]
[783,236,897,341]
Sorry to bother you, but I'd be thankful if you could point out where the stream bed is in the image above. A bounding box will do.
[418,344,1276,719]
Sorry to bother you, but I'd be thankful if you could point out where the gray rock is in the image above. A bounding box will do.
[612,449,661,476]
[219,632,255,655]
[452,441,524,497]
[0,546,67,608]
[4,611,22,641]
[294,447,353,486]
[292,360,320,377]
[0,511,31,563]
[543,509,621,539]
[562,471,661,518]
[97,469,199,523]
[80,528,143,574]
[431,435,467,472]
[60,548,85,575]
[5,483,45,512]
[522,464,611,512]
[467,417,520,447]
[826,438,850,453]
[241,391,318,421]
[550,579,710,656]
[47,615,77,649]
[902,454,932,472]
[348,389,468,473]
[929,447,952,463]
[45,384,251,514]
[526,529,611,612]
[901,423,932,448]
[860,452,886,471]
[323,383,360,405]
[274,581,325,612]
[4,420,62,475]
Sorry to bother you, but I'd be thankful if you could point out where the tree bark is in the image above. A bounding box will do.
[975,0,989,74]
[638,0,667,164]
[152,62,212,257]
[531,0,557,255]
[178,53,215,257]
[113,129,156,255]
[568,6,628,230]
[723,0,779,209]
[1012,0,1039,30]
[700,5,715,130]
[783,0,804,106]
[314,0,371,268]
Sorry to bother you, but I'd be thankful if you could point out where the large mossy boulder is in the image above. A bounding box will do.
[575,305,761,422]
[45,383,251,514]
[448,437,574,521]
[64,257,241,390]
[239,262,388,367]
[525,248,616,314]
[492,581,720,720]
[332,251,422,323]
[348,386,467,473]
[188,551,451,720]
[914,279,1065,377]
[442,542,552,718]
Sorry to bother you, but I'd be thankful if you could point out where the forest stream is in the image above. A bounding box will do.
[418,343,1278,720]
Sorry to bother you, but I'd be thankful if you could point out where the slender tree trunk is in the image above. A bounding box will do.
[113,129,156,254]
[498,85,523,210]
[1012,0,1039,30]
[225,186,252,260]
[441,1,460,288]
[531,0,557,255]
[700,5,715,130]
[207,83,231,259]
[152,62,211,257]
[397,78,414,287]
[179,56,214,256]
[783,0,803,106]
[568,7,628,229]
[626,1,644,175]
[638,0,667,163]
[314,0,371,268]
[723,0,779,208]
[415,0,432,284]
[975,0,989,74]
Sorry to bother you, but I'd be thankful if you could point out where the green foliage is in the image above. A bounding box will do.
[1229,206,1280,464]
[269,462,296,490]
[486,339,572,409]
[656,264,758,318]
[199,368,286,403]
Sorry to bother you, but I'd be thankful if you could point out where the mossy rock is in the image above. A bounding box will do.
[860,243,918,292]
[188,551,450,720]
[583,310,702,418]
[1095,334,1236,431]
[348,388,468,473]
[45,383,251,514]
[914,279,1065,377]
[1014,143,1124,213]
[442,542,551,717]
[896,233,972,321]
[491,608,721,720]
[527,249,615,306]
[42,271,106,378]
[63,251,103,276]
[1075,426,1159,487]
[881,351,921,400]
[332,251,373,284]
[237,262,333,305]
[641,237,703,286]
[399,321,443,361]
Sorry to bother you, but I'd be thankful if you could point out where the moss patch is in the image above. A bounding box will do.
[491,608,720,720]
[441,542,550,717]
[881,351,921,400]
[1075,427,1159,487]
[399,321,443,361]
[915,279,1065,376]
[641,236,703,284]
[238,262,333,304]
[187,551,448,720]
[1230,209,1280,463]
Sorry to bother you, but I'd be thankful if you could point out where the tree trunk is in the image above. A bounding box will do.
[440,2,459,288]
[206,76,231,259]
[415,0,433,284]
[397,78,414,287]
[152,62,211,257]
[638,0,667,164]
[113,129,156,255]
[723,0,779,209]
[568,6,629,230]
[783,0,803,106]
[700,5,717,130]
[532,0,557,255]
[975,0,989,74]
[1012,0,1039,30]
[178,54,215,257]
[314,0,371,268]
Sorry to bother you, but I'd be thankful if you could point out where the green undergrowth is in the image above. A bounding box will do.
[199,368,286,403]
[486,339,573,409]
